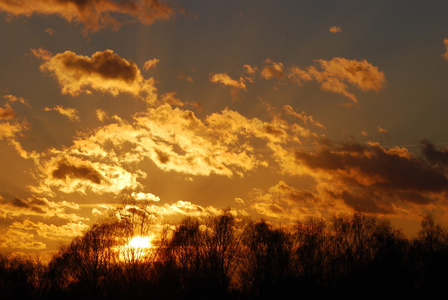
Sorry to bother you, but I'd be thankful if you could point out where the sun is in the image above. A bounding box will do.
[116,235,153,261]
[128,236,152,249]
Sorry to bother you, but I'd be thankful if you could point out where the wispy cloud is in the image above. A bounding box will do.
[143,58,160,71]
[210,72,247,100]
[291,58,386,103]
[44,105,80,122]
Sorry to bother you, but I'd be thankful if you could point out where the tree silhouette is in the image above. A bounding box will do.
[3,210,448,299]
[239,220,294,299]
[411,214,448,298]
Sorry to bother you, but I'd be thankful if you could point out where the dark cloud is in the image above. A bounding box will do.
[294,141,448,213]
[263,124,285,137]
[35,49,156,97]
[58,49,138,82]
[155,149,170,164]
[12,197,29,208]
[421,139,448,170]
[295,142,448,193]
[331,190,394,214]
[0,0,176,32]
[0,104,15,120]
[52,160,103,184]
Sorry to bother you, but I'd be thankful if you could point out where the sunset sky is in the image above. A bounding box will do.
[1,0,448,258]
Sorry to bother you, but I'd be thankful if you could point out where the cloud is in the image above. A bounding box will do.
[236,57,384,103]
[160,92,185,106]
[294,58,386,102]
[0,196,85,221]
[30,48,52,61]
[174,71,194,83]
[0,103,28,140]
[131,192,160,202]
[0,0,176,33]
[3,94,30,107]
[118,200,221,223]
[243,64,258,75]
[0,122,24,139]
[44,105,80,122]
[249,180,324,221]
[443,38,448,61]
[10,219,89,240]
[329,26,342,33]
[283,105,326,129]
[210,73,246,89]
[261,59,286,80]
[291,141,448,214]
[0,229,46,250]
[95,109,108,122]
[143,58,160,70]
[34,154,143,195]
[0,103,15,120]
[11,92,323,197]
[210,72,247,100]
[420,139,448,172]
[44,27,55,35]
[52,159,104,184]
[377,126,390,137]
[34,49,157,102]
[134,104,263,176]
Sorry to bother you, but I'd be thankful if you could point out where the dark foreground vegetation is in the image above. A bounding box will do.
[2,207,448,299]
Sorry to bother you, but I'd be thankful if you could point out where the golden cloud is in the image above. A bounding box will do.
[143,58,160,70]
[261,59,286,80]
[238,57,385,102]
[134,104,261,176]
[10,219,89,240]
[131,192,161,202]
[299,58,386,102]
[283,105,326,129]
[0,101,28,140]
[210,72,247,100]
[34,49,157,102]
[34,155,143,195]
[0,103,15,120]
[44,105,80,122]
[0,229,46,250]
[329,26,342,33]
[3,94,30,107]
[249,180,325,221]
[0,0,176,33]
[210,73,246,89]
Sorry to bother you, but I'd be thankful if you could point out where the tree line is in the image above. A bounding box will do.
[2,205,448,299]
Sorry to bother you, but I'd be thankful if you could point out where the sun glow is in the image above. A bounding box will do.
[128,236,152,249]
[115,235,154,261]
